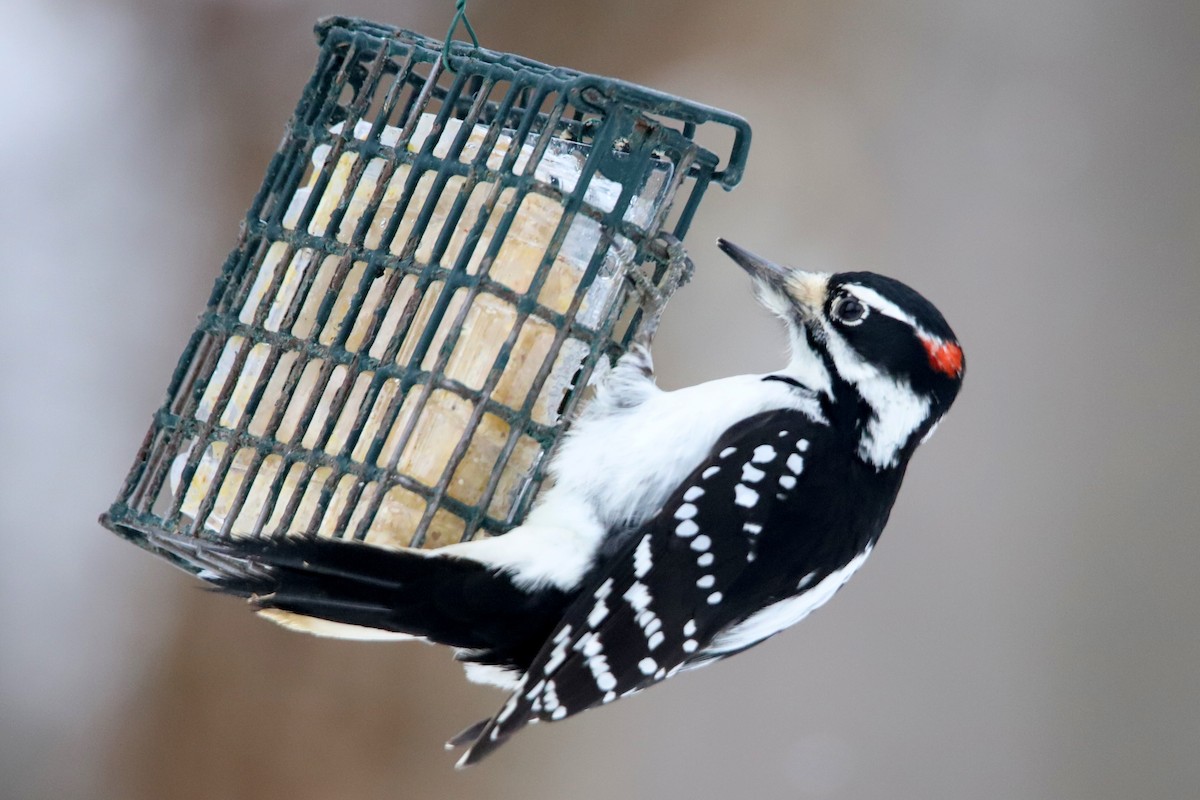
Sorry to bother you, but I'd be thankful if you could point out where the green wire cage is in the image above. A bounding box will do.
[100,16,751,571]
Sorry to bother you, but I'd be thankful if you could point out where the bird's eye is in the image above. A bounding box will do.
[832,295,868,325]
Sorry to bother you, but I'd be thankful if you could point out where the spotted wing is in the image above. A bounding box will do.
[457,408,823,766]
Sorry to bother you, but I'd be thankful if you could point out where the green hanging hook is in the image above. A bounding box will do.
[441,0,480,71]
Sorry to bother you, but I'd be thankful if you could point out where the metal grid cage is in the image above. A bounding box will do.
[101,16,751,572]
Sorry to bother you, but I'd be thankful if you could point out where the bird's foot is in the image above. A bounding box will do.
[587,340,657,415]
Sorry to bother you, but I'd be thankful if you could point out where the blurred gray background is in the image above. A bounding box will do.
[2,0,1197,798]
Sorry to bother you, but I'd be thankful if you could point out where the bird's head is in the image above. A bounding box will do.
[718,239,965,470]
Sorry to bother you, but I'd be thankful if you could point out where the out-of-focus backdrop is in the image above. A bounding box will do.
[2,0,1197,798]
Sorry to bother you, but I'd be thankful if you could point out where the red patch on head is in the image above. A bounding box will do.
[922,337,964,378]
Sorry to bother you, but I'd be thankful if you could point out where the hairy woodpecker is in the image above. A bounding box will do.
[201,239,965,767]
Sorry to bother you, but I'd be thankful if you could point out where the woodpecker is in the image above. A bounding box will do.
[200,239,965,767]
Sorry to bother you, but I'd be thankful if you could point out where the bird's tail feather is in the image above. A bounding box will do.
[177,534,568,668]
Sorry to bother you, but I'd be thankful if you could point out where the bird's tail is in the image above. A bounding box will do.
[165,534,567,662]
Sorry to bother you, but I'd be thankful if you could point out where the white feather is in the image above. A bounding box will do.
[548,375,823,532]
[855,374,931,468]
[820,327,930,469]
[461,662,522,690]
[436,517,605,592]
[440,373,825,590]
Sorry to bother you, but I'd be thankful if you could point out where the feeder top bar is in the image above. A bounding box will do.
[314,16,752,190]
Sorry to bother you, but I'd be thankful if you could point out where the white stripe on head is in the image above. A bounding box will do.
[819,326,931,469]
[842,284,920,331]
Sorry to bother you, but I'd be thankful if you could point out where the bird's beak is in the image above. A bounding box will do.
[717,239,827,319]
[718,239,789,287]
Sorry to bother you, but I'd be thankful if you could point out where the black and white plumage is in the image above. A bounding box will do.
[200,239,965,767]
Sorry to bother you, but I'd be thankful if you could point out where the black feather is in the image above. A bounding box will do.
[202,536,572,671]
[459,406,902,765]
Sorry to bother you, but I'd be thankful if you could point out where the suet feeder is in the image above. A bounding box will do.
[101,16,751,571]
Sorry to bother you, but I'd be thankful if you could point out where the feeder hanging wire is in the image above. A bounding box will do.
[441,0,480,70]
